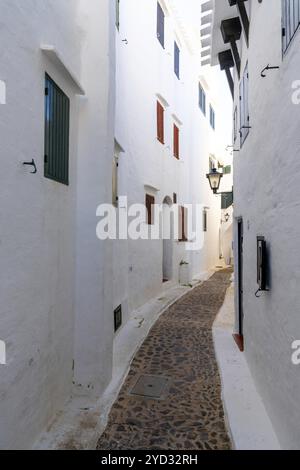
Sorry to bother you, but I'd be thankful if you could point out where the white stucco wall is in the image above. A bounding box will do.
[231,0,300,449]
[0,0,115,449]
[113,0,232,325]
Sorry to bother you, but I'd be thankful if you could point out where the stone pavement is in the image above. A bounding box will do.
[97,269,233,450]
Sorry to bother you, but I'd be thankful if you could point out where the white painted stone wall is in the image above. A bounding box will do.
[0,0,115,449]
[114,0,232,324]
[230,0,300,450]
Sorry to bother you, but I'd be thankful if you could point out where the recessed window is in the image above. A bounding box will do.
[209,105,216,130]
[114,305,122,332]
[146,194,155,225]
[282,0,300,54]
[199,84,206,115]
[178,206,188,242]
[157,101,165,144]
[174,42,180,79]
[44,74,70,185]
[203,210,208,233]
[157,2,165,48]
[116,0,120,30]
[239,63,250,146]
[173,124,180,159]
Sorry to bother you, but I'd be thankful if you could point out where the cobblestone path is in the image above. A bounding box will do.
[97,269,232,450]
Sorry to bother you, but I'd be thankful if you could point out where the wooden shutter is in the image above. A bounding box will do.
[44,74,70,185]
[174,42,180,79]
[157,101,164,144]
[173,124,179,159]
[179,206,188,242]
[157,2,165,47]
[146,194,155,225]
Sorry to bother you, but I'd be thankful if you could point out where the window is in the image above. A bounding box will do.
[157,101,165,144]
[222,192,234,209]
[209,105,216,130]
[223,165,232,175]
[173,124,180,159]
[44,74,70,185]
[116,0,120,30]
[233,106,238,143]
[157,2,165,48]
[239,63,250,146]
[178,206,188,242]
[173,193,177,204]
[203,210,208,232]
[282,0,300,54]
[199,84,206,115]
[174,42,180,79]
[146,194,155,225]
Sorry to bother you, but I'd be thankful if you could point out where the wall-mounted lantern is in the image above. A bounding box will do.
[206,168,223,194]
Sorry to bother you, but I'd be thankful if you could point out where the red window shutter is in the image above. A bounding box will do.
[146,194,155,225]
[157,101,164,144]
[179,206,188,242]
[173,124,179,159]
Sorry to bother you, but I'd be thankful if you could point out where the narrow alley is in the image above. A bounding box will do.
[97,270,232,450]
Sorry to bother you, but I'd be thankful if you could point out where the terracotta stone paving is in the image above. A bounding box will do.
[97,269,232,450]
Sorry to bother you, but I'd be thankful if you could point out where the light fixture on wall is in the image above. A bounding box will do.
[206,168,223,194]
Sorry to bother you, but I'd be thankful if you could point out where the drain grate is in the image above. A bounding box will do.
[129,375,171,400]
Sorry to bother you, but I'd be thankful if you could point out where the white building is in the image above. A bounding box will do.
[207,0,300,449]
[0,0,115,449]
[113,0,233,329]
[0,0,233,450]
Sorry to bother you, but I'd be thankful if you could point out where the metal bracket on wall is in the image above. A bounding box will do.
[261,64,280,78]
[23,159,37,174]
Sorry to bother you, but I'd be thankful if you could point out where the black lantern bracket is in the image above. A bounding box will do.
[23,159,37,174]
[261,64,280,78]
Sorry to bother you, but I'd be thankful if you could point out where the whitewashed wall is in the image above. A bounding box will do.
[0,0,115,449]
[114,0,232,323]
[232,0,300,449]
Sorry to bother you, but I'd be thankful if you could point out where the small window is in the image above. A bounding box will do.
[223,165,232,175]
[44,74,70,185]
[233,106,238,143]
[116,0,120,30]
[282,0,300,54]
[222,192,234,209]
[173,193,177,204]
[114,305,122,332]
[178,206,188,242]
[209,105,216,130]
[146,194,155,225]
[157,101,165,144]
[173,124,180,159]
[174,42,180,79]
[203,210,208,233]
[199,84,206,115]
[239,63,250,146]
[157,2,165,48]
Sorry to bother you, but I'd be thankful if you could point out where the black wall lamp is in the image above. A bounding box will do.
[206,168,234,201]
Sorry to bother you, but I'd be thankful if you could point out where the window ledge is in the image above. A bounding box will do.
[41,45,85,95]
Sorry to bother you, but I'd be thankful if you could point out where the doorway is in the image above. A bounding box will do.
[162,197,173,282]
[234,218,244,351]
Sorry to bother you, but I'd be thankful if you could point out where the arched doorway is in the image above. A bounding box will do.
[162,196,173,282]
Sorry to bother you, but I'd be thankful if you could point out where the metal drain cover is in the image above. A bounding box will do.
[129,375,170,400]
